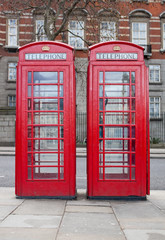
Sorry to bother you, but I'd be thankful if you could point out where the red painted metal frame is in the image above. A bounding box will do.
[16,42,76,198]
[87,41,150,198]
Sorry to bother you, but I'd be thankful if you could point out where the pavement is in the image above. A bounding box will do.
[0,188,165,240]
[0,146,165,158]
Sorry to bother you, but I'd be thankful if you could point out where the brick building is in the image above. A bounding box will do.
[0,0,165,145]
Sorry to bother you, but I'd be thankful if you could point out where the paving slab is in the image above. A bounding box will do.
[111,201,165,229]
[57,212,125,240]
[124,229,165,240]
[14,199,66,215]
[148,190,165,210]
[0,228,57,240]
[66,205,113,214]
[0,205,18,221]
[0,215,61,229]
[0,188,23,205]
[67,199,111,207]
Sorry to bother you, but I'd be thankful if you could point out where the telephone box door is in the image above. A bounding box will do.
[16,42,76,198]
[87,42,149,198]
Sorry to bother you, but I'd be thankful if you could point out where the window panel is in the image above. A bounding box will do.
[68,20,84,48]
[8,63,17,81]
[132,22,147,45]
[8,19,17,46]
[8,95,16,107]
[36,19,48,41]
[100,21,116,42]
[149,97,160,118]
[149,65,160,83]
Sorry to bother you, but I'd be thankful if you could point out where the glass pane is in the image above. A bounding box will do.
[60,86,63,97]
[28,72,32,83]
[28,99,32,110]
[34,140,58,151]
[132,113,135,124]
[106,99,130,111]
[99,99,103,110]
[99,167,103,180]
[34,99,58,111]
[105,113,130,124]
[104,154,129,166]
[34,126,58,138]
[131,168,136,180]
[99,86,103,97]
[34,113,58,124]
[60,113,64,124]
[33,167,58,179]
[60,72,63,83]
[132,154,136,165]
[28,112,32,124]
[131,72,135,83]
[33,72,58,84]
[105,72,129,83]
[28,154,31,165]
[60,99,64,110]
[60,167,64,179]
[60,127,64,138]
[28,167,32,179]
[99,126,103,138]
[105,85,129,97]
[99,154,103,165]
[131,99,135,110]
[99,72,103,83]
[105,167,130,179]
[99,112,103,124]
[105,140,129,151]
[105,127,129,138]
[60,154,64,165]
[132,126,135,138]
[132,140,136,151]
[33,85,58,97]
[28,86,31,97]
[33,153,58,165]
[132,85,135,97]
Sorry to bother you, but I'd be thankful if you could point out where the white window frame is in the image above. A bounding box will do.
[8,19,17,46]
[149,65,160,83]
[132,22,147,45]
[149,97,161,119]
[8,95,16,107]
[8,62,17,81]
[163,23,165,49]
[36,19,48,41]
[68,20,84,48]
[100,21,116,42]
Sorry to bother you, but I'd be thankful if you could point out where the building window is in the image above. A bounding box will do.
[8,95,16,107]
[68,21,84,48]
[36,19,48,41]
[150,97,161,118]
[132,22,147,45]
[149,65,160,83]
[8,63,17,81]
[163,23,165,49]
[100,21,116,42]
[8,19,17,46]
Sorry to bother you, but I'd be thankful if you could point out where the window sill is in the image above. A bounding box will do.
[150,118,162,121]
[149,82,162,85]
[160,49,165,54]
[7,80,16,83]
[73,47,88,51]
[4,45,19,52]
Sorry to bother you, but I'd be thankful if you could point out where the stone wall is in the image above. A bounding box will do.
[0,115,15,146]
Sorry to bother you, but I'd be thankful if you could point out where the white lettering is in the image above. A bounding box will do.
[96,53,138,60]
[25,53,67,60]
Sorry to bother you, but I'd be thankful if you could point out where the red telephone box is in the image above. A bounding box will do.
[16,41,76,198]
[87,41,150,199]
